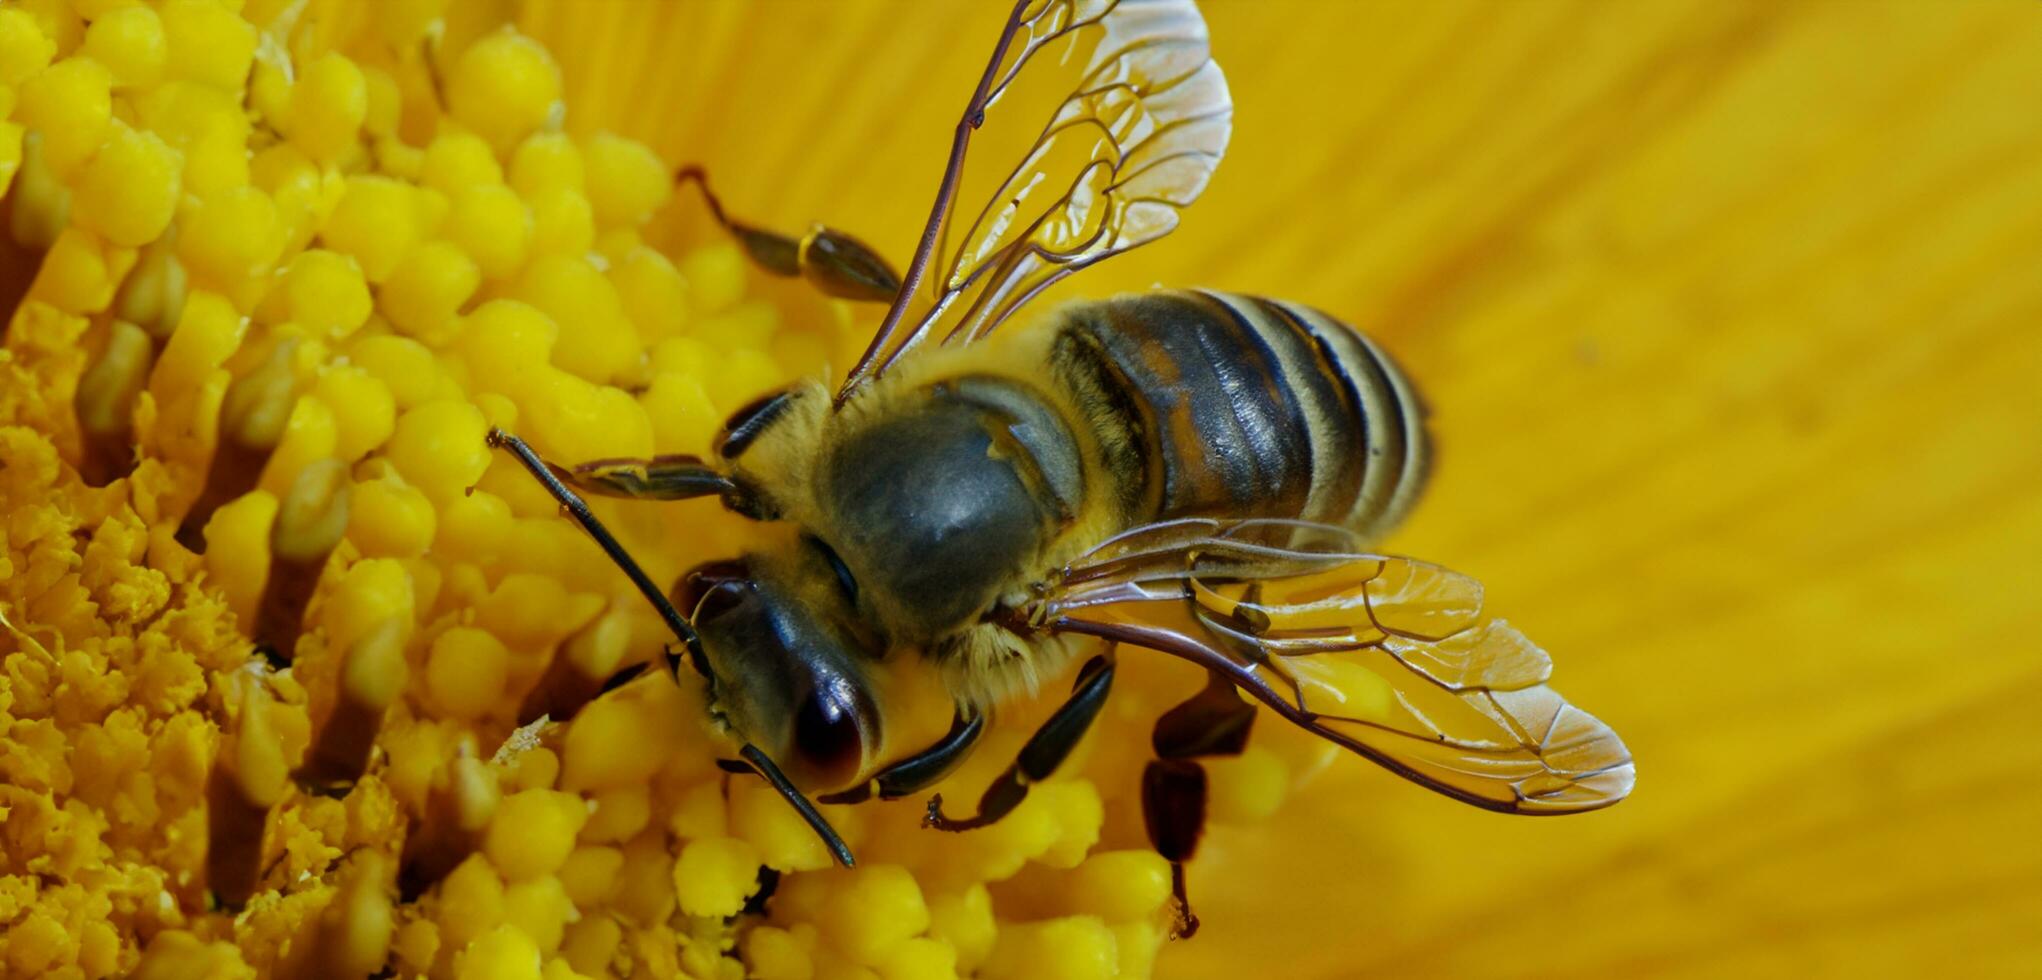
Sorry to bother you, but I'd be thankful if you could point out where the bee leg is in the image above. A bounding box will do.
[1144,669,1259,940]
[677,166,902,303]
[556,453,739,503]
[923,652,1115,832]
[820,710,985,805]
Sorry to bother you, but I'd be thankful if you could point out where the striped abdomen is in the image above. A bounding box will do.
[1049,290,1428,540]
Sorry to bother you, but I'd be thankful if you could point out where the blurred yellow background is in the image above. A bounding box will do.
[515,1,2039,976]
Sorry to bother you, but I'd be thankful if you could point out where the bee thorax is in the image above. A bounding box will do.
[819,388,1074,641]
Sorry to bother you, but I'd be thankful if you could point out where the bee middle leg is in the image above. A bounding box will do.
[677,166,901,303]
[923,652,1115,832]
[1143,668,1259,940]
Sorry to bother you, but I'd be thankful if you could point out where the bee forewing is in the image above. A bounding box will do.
[841,0,1233,395]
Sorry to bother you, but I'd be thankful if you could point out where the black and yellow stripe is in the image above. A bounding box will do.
[1050,290,1429,542]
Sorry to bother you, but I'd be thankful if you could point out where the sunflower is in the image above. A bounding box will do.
[2,1,2038,978]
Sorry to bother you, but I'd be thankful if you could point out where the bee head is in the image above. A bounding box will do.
[675,537,881,793]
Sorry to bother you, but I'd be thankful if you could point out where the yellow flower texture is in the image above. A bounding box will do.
[2,1,2040,979]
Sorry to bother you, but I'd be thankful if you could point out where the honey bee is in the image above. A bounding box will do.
[493,0,1632,936]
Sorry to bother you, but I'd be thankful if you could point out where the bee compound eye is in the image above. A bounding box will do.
[677,559,750,622]
[792,688,866,786]
[691,581,747,624]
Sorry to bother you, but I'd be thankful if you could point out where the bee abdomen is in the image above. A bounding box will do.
[1049,290,1428,540]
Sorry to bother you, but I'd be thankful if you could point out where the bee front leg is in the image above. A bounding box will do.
[676,166,901,303]
[1143,668,1259,940]
[820,710,985,805]
[923,652,1115,832]
[547,452,739,502]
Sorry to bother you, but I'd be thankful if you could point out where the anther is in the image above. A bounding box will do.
[10,132,70,251]
[114,234,188,344]
[517,606,633,725]
[298,617,406,796]
[398,742,500,901]
[252,458,351,656]
[301,851,395,978]
[74,317,152,485]
[205,680,290,910]
[176,337,304,553]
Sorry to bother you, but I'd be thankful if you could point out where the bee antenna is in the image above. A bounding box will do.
[740,743,856,867]
[487,429,705,660]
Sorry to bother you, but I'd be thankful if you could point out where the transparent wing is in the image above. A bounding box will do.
[839,0,1231,401]
[1034,519,1636,814]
